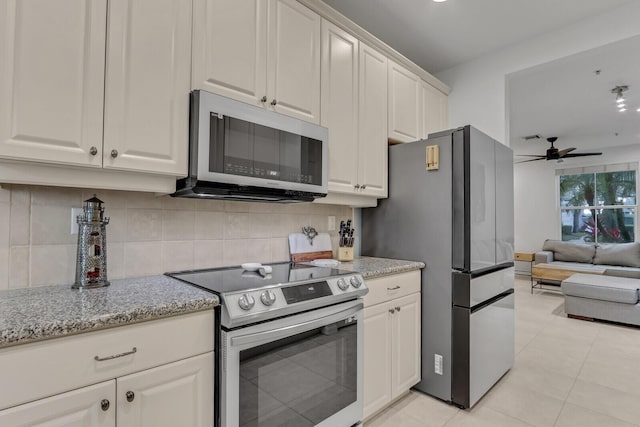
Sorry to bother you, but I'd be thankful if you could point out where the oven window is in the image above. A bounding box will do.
[238,318,357,426]
[209,114,323,185]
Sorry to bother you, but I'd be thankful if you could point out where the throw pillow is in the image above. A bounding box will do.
[593,242,640,268]
[542,239,596,263]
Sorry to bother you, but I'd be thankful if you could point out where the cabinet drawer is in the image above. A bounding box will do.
[0,310,213,411]
[363,270,421,307]
[514,252,534,262]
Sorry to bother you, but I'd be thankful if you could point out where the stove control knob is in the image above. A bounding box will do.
[350,276,362,288]
[238,294,255,311]
[337,278,349,291]
[260,290,277,306]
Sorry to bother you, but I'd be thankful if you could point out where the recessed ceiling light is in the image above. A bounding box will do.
[637,108,640,112]
[433,0,447,2]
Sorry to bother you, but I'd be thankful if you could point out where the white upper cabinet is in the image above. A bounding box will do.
[321,20,359,194]
[268,0,321,123]
[0,0,107,167]
[193,0,321,124]
[192,0,267,107]
[421,80,449,138]
[103,0,191,176]
[358,43,388,198]
[388,59,421,143]
[321,21,387,200]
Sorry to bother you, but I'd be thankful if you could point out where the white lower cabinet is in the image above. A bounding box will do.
[0,311,214,427]
[0,381,116,427]
[362,271,421,420]
[117,353,213,427]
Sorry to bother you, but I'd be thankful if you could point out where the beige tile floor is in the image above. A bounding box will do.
[365,276,640,427]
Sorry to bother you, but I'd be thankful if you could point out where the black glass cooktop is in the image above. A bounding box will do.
[167,262,353,294]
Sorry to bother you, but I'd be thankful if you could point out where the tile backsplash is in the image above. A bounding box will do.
[0,185,352,289]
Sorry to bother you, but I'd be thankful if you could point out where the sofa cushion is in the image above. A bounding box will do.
[593,242,640,268]
[602,265,640,279]
[542,240,596,263]
[561,273,640,304]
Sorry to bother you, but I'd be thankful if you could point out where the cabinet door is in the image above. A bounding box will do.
[321,20,358,194]
[103,0,190,176]
[387,59,421,143]
[358,43,388,198]
[117,352,213,427]
[267,0,321,124]
[421,81,448,138]
[363,303,393,420]
[192,0,267,106]
[0,0,106,167]
[0,380,115,427]
[391,293,421,399]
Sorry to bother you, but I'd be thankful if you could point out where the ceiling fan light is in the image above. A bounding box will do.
[616,96,625,103]
[432,0,447,2]
[618,103,626,108]
[619,108,627,112]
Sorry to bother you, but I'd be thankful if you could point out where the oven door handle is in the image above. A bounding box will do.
[231,303,362,347]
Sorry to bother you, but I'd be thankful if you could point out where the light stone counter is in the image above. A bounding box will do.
[0,275,218,348]
[339,256,425,279]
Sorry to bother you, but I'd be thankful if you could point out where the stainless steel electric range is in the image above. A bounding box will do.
[167,262,368,427]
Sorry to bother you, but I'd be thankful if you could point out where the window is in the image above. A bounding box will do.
[559,165,636,244]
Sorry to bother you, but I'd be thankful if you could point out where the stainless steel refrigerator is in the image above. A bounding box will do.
[362,125,514,408]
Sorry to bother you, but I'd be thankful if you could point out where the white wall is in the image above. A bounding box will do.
[436,1,640,252]
[436,1,640,145]
[514,145,640,252]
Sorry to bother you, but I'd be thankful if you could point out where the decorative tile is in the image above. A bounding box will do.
[30,244,76,286]
[124,242,163,278]
[162,241,195,272]
[194,211,224,240]
[162,210,195,241]
[193,240,224,269]
[8,246,29,288]
[125,209,163,241]
[30,204,77,245]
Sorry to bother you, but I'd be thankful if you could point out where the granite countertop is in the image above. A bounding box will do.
[339,256,425,279]
[0,276,218,348]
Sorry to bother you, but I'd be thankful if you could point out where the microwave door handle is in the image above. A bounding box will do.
[231,303,362,348]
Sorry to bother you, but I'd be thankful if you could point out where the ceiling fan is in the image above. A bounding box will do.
[517,137,602,163]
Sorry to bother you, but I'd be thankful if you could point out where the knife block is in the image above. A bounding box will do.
[337,247,354,261]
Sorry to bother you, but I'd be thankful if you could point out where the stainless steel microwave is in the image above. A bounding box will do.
[173,90,328,202]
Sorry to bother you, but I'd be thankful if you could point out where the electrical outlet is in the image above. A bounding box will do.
[71,208,83,234]
[328,215,336,231]
[434,354,443,375]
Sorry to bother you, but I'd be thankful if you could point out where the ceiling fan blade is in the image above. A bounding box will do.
[516,154,547,157]
[563,152,602,158]
[516,158,545,163]
[557,147,576,157]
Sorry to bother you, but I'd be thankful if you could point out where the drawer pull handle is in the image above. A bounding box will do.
[101,399,110,411]
[126,391,135,402]
[395,306,401,312]
[389,308,395,314]
[387,286,400,291]
[94,347,137,362]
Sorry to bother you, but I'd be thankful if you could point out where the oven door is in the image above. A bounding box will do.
[222,300,363,427]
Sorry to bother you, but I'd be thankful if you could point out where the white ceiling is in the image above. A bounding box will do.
[321,0,633,73]
[508,35,640,157]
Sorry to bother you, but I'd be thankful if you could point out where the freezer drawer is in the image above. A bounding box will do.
[452,291,514,408]
[452,266,514,308]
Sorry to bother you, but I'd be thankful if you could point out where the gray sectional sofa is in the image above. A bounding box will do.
[535,240,640,326]
[535,240,640,279]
